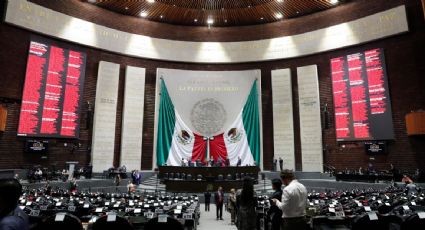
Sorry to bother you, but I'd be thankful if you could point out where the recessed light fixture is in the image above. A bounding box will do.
[87,0,96,3]
[160,15,163,18]
[277,0,283,2]
[224,19,227,23]
[147,0,155,3]
[194,19,198,22]
[125,6,129,10]
[140,11,148,17]
[276,13,283,19]
[207,18,214,25]
[260,17,264,20]
[330,0,338,4]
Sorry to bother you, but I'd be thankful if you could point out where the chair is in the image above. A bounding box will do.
[186,174,192,180]
[217,174,224,181]
[197,174,203,181]
[351,213,387,230]
[34,213,83,230]
[144,216,184,230]
[92,215,134,230]
[401,213,425,230]
[169,173,174,180]
[175,173,180,180]
[227,174,233,180]
[181,173,186,180]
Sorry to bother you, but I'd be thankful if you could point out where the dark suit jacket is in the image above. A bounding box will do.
[0,206,29,230]
[204,192,211,203]
[214,191,224,205]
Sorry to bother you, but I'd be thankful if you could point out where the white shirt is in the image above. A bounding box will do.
[275,180,307,218]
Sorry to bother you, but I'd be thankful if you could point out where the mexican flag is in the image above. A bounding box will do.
[156,80,206,166]
[156,79,260,167]
[209,80,261,166]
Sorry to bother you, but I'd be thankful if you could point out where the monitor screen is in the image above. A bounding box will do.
[17,38,86,138]
[25,140,49,154]
[331,48,394,141]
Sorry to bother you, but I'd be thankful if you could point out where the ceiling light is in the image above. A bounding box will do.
[147,0,155,3]
[207,18,214,25]
[125,7,129,10]
[87,0,96,3]
[194,19,198,22]
[275,13,283,19]
[330,0,338,4]
[160,15,163,18]
[140,12,148,17]
[277,0,284,2]
[260,17,264,20]
[224,19,227,23]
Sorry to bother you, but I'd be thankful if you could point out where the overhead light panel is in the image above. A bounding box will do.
[207,18,214,24]
[330,0,339,4]
[140,12,148,17]
[147,0,155,3]
[275,13,283,19]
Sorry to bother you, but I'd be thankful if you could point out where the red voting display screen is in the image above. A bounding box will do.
[331,48,394,141]
[17,39,86,138]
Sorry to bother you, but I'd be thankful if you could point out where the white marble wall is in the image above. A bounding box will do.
[297,65,323,172]
[271,69,295,170]
[5,0,408,63]
[91,61,120,173]
[120,66,146,171]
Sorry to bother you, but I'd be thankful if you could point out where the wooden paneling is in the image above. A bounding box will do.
[84,0,344,27]
[0,105,7,132]
[406,112,425,135]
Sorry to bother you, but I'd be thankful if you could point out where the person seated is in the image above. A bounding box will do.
[0,179,29,230]
[225,157,230,167]
[209,157,214,167]
[217,157,223,167]
[402,174,413,184]
[127,181,136,194]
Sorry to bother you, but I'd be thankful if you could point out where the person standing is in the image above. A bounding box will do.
[236,177,257,230]
[236,156,242,167]
[0,179,29,230]
[268,179,283,230]
[228,188,237,225]
[279,158,283,171]
[214,187,224,220]
[204,190,211,212]
[272,170,308,230]
[273,159,278,172]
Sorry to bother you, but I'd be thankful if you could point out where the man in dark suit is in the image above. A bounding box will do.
[214,187,224,220]
[204,190,212,211]
[268,179,283,230]
[236,156,242,167]
[0,179,29,230]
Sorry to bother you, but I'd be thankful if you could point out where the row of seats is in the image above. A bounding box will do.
[19,188,200,230]
[162,172,258,181]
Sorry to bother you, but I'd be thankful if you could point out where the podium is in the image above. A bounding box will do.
[66,161,79,180]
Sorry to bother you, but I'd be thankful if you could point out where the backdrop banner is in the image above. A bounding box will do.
[155,69,262,167]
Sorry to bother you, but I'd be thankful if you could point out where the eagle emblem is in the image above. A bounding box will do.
[175,130,194,145]
[226,128,243,143]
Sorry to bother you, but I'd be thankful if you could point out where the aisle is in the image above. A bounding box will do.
[198,204,237,230]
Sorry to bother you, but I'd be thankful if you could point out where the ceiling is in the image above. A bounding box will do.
[83,0,350,27]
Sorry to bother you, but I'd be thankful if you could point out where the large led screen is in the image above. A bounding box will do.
[17,38,86,138]
[331,48,394,141]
